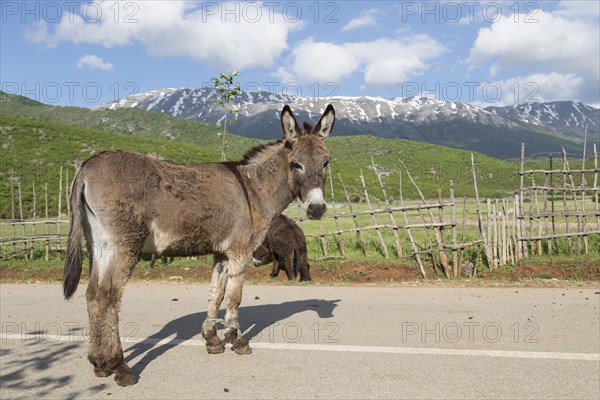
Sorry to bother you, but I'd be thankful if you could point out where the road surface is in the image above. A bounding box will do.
[1,283,599,399]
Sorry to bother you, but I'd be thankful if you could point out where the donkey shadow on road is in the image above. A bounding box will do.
[124,298,340,379]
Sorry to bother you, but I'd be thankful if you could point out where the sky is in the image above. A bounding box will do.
[1,0,599,108]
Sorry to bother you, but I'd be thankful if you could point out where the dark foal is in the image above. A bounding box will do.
[253,215,311,281]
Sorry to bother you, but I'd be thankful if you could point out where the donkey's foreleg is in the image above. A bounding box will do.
[222,257,252,355]
[202,254,228,354]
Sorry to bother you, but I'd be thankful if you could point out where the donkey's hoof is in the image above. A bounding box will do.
[112,362,137,386]
[206,344,225,354]
[115,372,138,386]
[93,366,113,377]
[232,337,252,355]
[205,334,225,354]
[224,329,238,345]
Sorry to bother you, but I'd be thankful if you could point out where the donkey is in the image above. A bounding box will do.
[253,215,311,281]
[63,104,335,386]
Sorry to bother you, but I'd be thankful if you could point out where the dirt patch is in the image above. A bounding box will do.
[1,257,598,287]
[478,258,600,282]
[309,260,420,283]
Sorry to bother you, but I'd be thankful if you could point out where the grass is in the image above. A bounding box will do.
[0,114,221,217]
[5,89,593,218]
[2,92,598,284]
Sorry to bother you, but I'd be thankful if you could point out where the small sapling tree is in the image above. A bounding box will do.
[211,71,240,161]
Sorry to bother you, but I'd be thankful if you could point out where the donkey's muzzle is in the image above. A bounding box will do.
[307,203,327,220]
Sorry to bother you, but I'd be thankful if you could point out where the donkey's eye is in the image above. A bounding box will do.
[323,160,330,169]
[291,162,303,171]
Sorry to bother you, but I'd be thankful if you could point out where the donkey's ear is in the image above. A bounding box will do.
[281,105,301,143]
[312,104,335,138]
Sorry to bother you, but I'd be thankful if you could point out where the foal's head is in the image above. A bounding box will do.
[281,104,335,220]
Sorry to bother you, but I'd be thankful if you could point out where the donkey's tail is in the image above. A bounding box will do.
[63,169,85,299]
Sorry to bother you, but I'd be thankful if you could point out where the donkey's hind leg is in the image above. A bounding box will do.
[84,218,115,379]
[202,254,228,354]
[223,256,252,355]
[87,248,139,386]
[86,271,110,378]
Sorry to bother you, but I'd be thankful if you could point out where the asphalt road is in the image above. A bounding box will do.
[1,283,599,399]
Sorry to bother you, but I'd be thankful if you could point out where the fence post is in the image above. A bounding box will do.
[400,160,449,276]
[31,181,37,260]
[56,166,63,259]
[519,144,529,258]
[399,173,426,277]
[44,182,50,261]
[338,173,369,257]
[10,171,16,258]
[514,194,522,261]
[471,155,491,268]
[449,182,458,277]
[594,144,599,232]
[18,182,27,260]
[360,169,388,258]
[328,165,345,256]
[371,160,402,259]
[460,195,468,270]
[543,166,552,255]
[580,130,589,255]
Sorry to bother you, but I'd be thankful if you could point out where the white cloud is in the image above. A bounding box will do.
[475,72,583,107]
[24,21,50,43]
[76,55,114,71]
[553,0,600,19]
[26,1,298,70]
[468,7,599,105]
[468,10,600,80]
[341,9,379,32]
[278,35,446,87]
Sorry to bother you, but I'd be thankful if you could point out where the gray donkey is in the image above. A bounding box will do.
[63,104,335,386]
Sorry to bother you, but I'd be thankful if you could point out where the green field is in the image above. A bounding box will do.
[3,90,594,215]
[2,91,598,277]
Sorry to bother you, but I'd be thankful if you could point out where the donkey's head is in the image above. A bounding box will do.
[281,104,335,220]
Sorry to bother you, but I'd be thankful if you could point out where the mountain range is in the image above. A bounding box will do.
[100,88,599,159]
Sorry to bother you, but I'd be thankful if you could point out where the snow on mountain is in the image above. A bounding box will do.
[100,87,526,134]
[99,88,598,157]
[485,101,599,139]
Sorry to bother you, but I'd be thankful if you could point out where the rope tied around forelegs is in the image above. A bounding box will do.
[203,318,242,337]
[204,317,224,326]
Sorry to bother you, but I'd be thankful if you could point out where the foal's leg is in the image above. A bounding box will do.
[269,253,280,277]
[202,254,228,354]
[283,252,295,281]
[222,256,252,355]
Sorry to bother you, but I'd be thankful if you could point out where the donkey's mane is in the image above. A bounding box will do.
[240,140,284,165]
[303,122,313,132]
[239,121,316,166]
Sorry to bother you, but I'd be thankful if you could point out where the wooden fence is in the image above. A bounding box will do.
[2,144,599,278]
[0,166,71,261]
[515,143,599,259]
[285,160,485,278]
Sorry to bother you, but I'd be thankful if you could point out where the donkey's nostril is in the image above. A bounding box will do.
[307,203,327,220]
